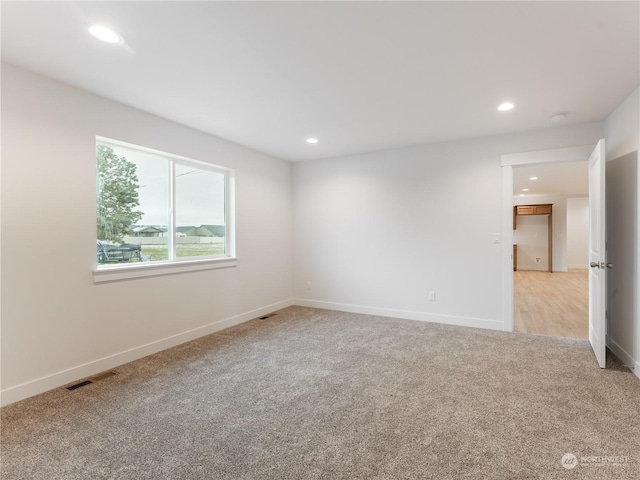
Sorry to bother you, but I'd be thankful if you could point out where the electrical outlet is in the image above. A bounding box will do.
[429,291,436,301]
[306,281,312,290]
[536,257,541,263]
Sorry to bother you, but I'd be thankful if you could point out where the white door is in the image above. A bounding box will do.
[588,139,607,368]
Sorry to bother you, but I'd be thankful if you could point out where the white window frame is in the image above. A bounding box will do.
[93,137,236,283]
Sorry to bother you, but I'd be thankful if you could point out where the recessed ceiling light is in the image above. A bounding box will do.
[529,176,538,180]
[306,138,318,144]
[519,194,526,197]
[522,188,529,192]
[88,25,124,44]
[550,112,567,122]
[497,102,515,111]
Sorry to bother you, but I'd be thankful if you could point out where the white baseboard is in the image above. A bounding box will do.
[0,299,293,407]
[607,336,640,381]
[294,298,503,331]
[516,266,569,272]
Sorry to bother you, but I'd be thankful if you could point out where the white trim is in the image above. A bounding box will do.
[97,136,233,175]
[169,159,176,259]
[93,256,238,283]
[0,299,293,406]
[514,266,570,272]
[607,337,640,381]
[516,266,552,272]
[294,299,503,331]
[226,172,236,257]
[502,165,514,332]
[637,147,640,385]
[501,144,594,166]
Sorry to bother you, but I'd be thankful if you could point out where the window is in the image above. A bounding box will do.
[95,137,235,281]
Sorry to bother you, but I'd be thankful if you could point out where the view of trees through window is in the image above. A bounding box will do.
[96,140,228,266]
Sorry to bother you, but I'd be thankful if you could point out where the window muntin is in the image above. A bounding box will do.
[96,138,233,269]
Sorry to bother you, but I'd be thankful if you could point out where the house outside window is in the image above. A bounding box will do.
[96,137,234,271]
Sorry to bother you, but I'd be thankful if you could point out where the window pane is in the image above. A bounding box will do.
[96,138,233,270]
[97,143,169,265]
[175,164,225,258]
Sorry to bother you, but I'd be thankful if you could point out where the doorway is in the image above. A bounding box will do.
[511,162,589,339]
[500,144,595,336]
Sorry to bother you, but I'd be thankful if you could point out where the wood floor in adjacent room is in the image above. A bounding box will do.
[514,268,588,339]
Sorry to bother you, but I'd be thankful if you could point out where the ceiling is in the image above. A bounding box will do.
[2,2,638,162]
[513,162,588,197]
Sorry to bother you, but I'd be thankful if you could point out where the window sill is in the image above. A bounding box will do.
[93,257,238,283]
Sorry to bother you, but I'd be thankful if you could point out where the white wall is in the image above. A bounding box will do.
[605,87,639,160]
[604,86,639,380]
[566,196,589,268]
[513,195,568,272]
[514,214,549,270]
[293,123,603,330]
[1,64,294,405]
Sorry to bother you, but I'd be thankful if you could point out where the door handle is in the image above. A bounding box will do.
[590,261,614,269]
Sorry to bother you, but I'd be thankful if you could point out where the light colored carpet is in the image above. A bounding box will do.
[1,306,639,479]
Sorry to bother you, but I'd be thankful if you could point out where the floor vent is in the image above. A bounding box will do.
[259,313,278,320]
[66,380,92,391]
[91,371,117,382]
[65,371,116,391]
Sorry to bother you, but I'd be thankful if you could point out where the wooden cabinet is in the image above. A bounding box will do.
[513,203,553,272]
[516,205,534,215]
[516,204,551,215]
